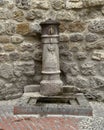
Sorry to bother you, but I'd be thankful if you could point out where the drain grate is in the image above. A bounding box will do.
[14,93,93,116]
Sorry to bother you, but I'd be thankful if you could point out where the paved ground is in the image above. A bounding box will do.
[0,99,104,130]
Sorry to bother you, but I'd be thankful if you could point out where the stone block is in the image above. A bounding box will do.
[5,22,16,35]
[20,52,33,61]
[26,9,43,20]
[85,33,98,42]
[20,42,34,52]
[24,85,40,93]
[80,61,96,76]
[16,0,30,10]
[9,52,20,61]
[0,53,9,62]
[4,44,15,51]
[66,0,83,9]
[70,33,83,42]
[0,36,10,43]
[63,85,81,93]
[56,10,76,21]
[51,0,64,10]
[16,22,30,35]
[33,50,42,61]
[11,35,24,44]
[76,52,87,60]
[59,33,69,42]
[13,10,25,22]
[13,61,35,77]
[0,63,14,79]
[99,62,104,76]
[88,19,104,33]
[92,50,104,61]
[0,22,5,34]
[32,0,50,10]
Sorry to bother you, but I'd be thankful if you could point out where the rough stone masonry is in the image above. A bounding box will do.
[0,0,104,101]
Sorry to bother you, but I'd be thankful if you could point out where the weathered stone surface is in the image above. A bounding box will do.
[66,0,83,9]
[56,10,77,21]
[85,33,98,42]
[32,0,50,10]
[101,6,104,15]
[4,44,15,51]
[92,50,104,61]
[86,39,104,50]
[60,50,73,61]
[5,22,16,35]
[70,33,83,42]
[88,20,104,33]
[80,61,96,76]
[76,52,87,60]
[33,50,42,61]
[75,76,90,88]
[61,61,79,76]
[20,51,33,61]
[66,74,75,85]
[11,35,24,44]
[0,22,5,34]
[52,0,64,10]
[0,53,9,62]
[83,0,104,7]
[26,9,43,20]
[13,61,35,77]
[0,63,14,79]
[0,79,6,90]
[59,33,69,42]
[0,0,4,5]
[90,76,104,89]
[68,21,85,32]
[16,22,30,35]
[16,0,30,10]
[9,52,20,61]
[20,42,34,52]
[0,36,10,43]
[13,10,25,22]
[99,62,104,76]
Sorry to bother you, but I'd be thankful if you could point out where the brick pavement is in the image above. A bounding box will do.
[0,103,81,130]
[1,100,104,130]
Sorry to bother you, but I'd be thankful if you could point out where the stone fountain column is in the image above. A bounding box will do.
[40,19,63,96]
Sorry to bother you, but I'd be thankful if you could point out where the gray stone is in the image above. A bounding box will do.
[59,33,69,42]
[80,61,96,76]
[0,79,6,90]
[24,85,40,93]
[0,63,14,79]
[51,0,64,10]
[0,0,4,5]
[33,50,42,61]
[102,6,104,15]
[85,33,98,42]
[92,50,104,61]
[61,61,79,76]
[75,76,90,88]
[0,22,5,34]
[86,39,104,50]
[5,22,16,35]
[76,52,87,60]
[13,61,35,77]
[16,0,30,10]
[20,42,34,52]
[66,74,75,85]
[70,33,83,42]
[99,62,104,76]
[32,0,50,10]
[88,20,104,33]
[20,51,33,61]
[11,35,24,44]
[26,9,43,20]
[66,0,83,9]
[9,52,20,61]
[0,53,9,62]
[90,76,104,89]
[30,22,41,35]
[63,85,81,93]
[13,10,25,22]
[56,10,77,21]
[60,50,73,61]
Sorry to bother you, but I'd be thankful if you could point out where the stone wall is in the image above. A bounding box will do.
[0,0,104,101]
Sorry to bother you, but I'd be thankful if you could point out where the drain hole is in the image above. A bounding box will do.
[36,97,70,104]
